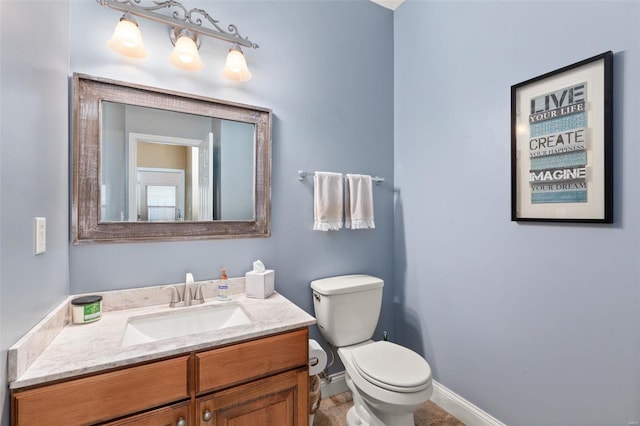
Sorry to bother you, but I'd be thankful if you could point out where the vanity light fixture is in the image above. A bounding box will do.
[222,43,252,82]
[107,13,148,59]
[98,0,259,81]
[169,29,203,71]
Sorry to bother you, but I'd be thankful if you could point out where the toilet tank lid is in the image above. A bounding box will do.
[310,274,383,295]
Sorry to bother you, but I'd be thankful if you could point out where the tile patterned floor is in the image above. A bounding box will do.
[312,391,465,426]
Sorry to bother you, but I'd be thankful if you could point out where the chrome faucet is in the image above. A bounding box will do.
[169,273,205,307]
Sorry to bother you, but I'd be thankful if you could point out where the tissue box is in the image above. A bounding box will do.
[245,270,275,299]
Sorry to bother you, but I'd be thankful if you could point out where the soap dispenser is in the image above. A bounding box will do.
[217,267,230,300]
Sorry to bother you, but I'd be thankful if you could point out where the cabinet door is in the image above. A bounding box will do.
[196,367,308,426]
[103,401,191,426]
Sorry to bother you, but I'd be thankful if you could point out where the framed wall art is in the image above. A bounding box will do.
[511,51,613,223]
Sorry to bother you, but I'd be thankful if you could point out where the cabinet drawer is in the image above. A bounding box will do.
[103,400,191,426]
[12,356,189,426]
[196,328,308,394]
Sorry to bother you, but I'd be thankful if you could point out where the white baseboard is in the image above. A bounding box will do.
[319,371,348,398]
[319,371,505,426]
[431,380,506,426]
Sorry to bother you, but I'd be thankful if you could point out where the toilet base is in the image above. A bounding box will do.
[347,404,416,426]
[346,404,416,426]
[346,374,372,426]
[345,369,417,426]
[346,406,366,426]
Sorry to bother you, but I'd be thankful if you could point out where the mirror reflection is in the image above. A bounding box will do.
[101,102,255,223]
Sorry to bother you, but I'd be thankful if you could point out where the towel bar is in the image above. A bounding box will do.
[297,170,385,184]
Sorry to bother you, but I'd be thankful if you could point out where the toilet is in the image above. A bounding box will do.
[311,275,432,426]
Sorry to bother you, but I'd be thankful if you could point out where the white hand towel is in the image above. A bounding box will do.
[313,172,344,231]
[345,174,375,229]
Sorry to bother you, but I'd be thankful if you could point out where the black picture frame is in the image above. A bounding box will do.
[511,51,613,223]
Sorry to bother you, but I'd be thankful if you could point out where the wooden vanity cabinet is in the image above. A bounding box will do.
[11,328,309,426]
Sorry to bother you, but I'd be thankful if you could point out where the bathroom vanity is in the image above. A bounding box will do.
[8,283,315,425]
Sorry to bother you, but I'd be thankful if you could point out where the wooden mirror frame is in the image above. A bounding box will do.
[71,74,271,244]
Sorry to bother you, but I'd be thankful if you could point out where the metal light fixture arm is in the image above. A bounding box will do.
[97,0,259,49]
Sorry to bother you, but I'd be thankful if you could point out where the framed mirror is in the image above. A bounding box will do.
[72,74,271,244]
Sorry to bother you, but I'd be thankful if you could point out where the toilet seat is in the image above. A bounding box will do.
[351,341,432,393]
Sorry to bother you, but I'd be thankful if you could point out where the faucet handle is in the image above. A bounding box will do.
[169,286,184,308]
[192,282,205,305]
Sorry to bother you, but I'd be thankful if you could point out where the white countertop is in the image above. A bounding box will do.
[8,281,316,389]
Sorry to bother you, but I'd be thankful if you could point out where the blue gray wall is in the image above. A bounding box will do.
[69,0,395,359]
[0,2,70,424]
[394,1,640,425]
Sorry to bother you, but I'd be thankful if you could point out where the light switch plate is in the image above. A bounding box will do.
[35,217,46,255]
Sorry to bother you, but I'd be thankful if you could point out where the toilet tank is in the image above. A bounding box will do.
[310,275,383,347]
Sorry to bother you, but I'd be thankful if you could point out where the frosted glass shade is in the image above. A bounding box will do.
[222,46,252,82]
[107,17,147,59]
[169,34,203,71]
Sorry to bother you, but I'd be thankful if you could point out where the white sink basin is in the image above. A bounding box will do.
[121,303,252,347]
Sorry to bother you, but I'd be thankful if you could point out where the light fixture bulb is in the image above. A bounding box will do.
[107,14,148,59]
[169,31,203,71]
[222,44,252,82]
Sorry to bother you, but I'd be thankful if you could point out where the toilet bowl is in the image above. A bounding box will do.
[310,275,433,426]
[338,341,432,426]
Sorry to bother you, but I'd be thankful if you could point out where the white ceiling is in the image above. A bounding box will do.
[370,0,405,10]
